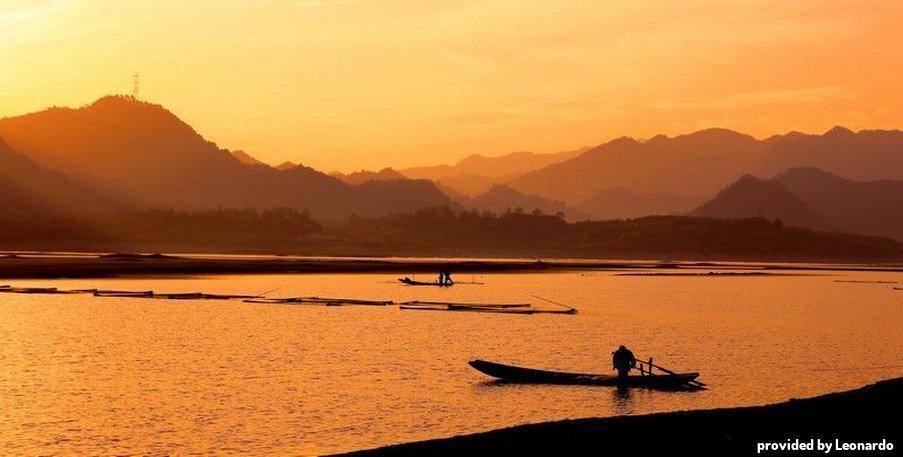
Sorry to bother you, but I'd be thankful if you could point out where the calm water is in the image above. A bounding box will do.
[1,270,901,455]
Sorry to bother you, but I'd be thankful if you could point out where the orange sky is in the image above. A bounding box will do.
[1,0,901,172]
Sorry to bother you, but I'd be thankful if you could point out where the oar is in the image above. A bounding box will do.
[636,358,707,388]
[531,295,577,313]
[254,287,280,298]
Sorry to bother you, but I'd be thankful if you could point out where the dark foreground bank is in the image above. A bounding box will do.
[337,378,901,456]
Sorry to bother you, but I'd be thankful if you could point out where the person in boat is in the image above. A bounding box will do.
[611,345,636,378]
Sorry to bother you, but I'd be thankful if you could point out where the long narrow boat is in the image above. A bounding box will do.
[469,359,700,389]
[398,277,452,287]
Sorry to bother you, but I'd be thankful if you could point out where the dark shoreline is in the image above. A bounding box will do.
[1,253,902,279]
[336,378,902,456]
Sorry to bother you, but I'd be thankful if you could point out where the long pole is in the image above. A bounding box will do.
[636,357,707,388]
[531,295,576,312]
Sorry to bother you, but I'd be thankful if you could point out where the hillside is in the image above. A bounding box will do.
[773,167,903,240]
[230,150,266,167]
[469,185,569,216]
[401,148,587,181]
[507,129,763,204]
[758,127,903,181]
[690,175,827,229]
[331,168,407,185]
[2,208,899,262]
[575,187,702,220]
[0,96,451,219]
[0,137,123,217]
[400,147,588,197]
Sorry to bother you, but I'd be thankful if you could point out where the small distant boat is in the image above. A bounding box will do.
[469,360,700,389]
[398,277,452,287]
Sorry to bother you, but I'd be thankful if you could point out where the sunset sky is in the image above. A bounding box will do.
[1,0,901,171]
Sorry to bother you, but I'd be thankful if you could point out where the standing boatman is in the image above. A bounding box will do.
[611,345,636,379]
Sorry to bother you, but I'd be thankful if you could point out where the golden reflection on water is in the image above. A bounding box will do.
[1,271,901,454]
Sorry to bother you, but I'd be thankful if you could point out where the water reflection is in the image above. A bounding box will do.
[0,270,900,454]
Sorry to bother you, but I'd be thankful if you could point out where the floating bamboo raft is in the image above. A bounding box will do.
[0,283,577,315]
[1,286,256,300]
[0,286,79,294]
[243,296,392,306]
[399,300,576,315]
[834,280,899,284]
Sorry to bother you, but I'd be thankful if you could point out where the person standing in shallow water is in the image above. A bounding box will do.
[437,271,445,285]
[443,269,453,285]
[612,345,636,379]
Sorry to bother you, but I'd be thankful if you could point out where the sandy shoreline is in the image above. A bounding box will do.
[1,253,902,279]
[337,377,901,456]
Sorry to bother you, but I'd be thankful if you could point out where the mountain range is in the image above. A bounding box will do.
[0,96,451,220]
[1,95,901,242]
[399,147,588,196]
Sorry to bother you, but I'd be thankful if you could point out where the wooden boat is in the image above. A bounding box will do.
[398,277,452,287]
[469,359,700,389]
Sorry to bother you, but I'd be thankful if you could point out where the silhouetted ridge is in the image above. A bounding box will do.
[0,96,451,219]
[506,126,903,210]
[773,167,903,240]
[575,187,702,220]
[691,175,827,229]
[0,136,123,217]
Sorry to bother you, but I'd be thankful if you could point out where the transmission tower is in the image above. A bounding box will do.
[132,74,140,99]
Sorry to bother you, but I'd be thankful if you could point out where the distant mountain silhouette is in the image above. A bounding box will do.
[401,148,587,181]
[506,127,903,206]
[773,167,903,241]
[469,185,569,216]
[0,136,122,217]
[331,167,407,185]
[400,147,588,196]
[758,127,903,181]
[0,96,451,219]
[507,129,762,204]
[692,168,903,240]
[230,150,266,166]
[276,161,298,170]
[690,175,828,230]
[431,173,499,197]
[575,187,703,220]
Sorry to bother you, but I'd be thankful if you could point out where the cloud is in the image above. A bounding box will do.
[652,86,858,112]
